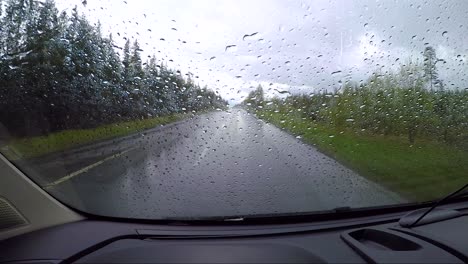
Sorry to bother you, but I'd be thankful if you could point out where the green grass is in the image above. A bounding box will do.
[2,114,186,159]
[258,110,468,201]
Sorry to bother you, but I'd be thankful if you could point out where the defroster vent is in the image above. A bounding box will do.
[0,196,27,231]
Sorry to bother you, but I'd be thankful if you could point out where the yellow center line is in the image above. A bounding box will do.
[42,147,136,189]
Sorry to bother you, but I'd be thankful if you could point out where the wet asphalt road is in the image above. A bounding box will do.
[29,109,403,219]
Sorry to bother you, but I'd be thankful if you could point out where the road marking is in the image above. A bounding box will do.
[192,122,224,166]
[195,147,209,164]
[43,147,136,189]
[193,142,210,167]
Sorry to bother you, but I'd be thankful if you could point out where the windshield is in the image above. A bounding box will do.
[0,0,467,220]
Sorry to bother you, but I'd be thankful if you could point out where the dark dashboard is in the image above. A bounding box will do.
[1,202,467,263]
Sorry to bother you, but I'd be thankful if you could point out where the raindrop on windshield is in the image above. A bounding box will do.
[225,45,237,52]
[331,70,342,75]
[242,32,258,40]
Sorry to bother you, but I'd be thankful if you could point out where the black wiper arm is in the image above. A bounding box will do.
[408,183,468,228]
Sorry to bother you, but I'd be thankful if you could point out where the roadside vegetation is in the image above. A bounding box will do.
[0,0,227,158]
[2,113,186,159]
[258,110,468,201]
[243,48,468,201]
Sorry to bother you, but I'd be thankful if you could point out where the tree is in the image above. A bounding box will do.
[243,85,265,111]
[130,40,144,78]
[395,60,428,144]
[0,0,227,136]
[122,39,131,82]
[423,46,440,90]
[2,0,36,54]
[0,0,4,56]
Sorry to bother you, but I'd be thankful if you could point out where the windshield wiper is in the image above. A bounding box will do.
[406,183,468,228]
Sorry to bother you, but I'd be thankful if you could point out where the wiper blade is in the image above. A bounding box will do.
[407,183,468,228]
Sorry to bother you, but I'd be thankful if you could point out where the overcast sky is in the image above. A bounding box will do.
[55,0,468,104]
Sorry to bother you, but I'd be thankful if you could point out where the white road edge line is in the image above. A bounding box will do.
[43,147,136,189]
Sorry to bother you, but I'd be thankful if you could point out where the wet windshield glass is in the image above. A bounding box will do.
[0,0,467,219]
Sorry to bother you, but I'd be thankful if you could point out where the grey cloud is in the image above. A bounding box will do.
[56,0,468,102]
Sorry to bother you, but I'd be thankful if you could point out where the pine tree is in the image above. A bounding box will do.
[423,46,439,90]
[130,40,144,78]
[0,0,228,135]
[2,0,34,54]
[0,0,4,56]
[122,39,131,82]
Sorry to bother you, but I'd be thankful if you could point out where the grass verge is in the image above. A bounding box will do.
[2,114,186,159]
[258,110,468,201]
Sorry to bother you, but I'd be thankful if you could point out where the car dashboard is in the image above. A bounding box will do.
[1,202,468,263]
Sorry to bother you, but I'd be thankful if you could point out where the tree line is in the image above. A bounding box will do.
[0,0,227,137]
[244,47,468,146]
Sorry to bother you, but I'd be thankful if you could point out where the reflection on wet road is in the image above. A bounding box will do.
[41,109,403,219]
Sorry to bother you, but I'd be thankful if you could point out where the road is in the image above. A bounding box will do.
[21,109,404,219]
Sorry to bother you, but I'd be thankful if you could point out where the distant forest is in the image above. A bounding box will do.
[0,0,227,137]
[244,47,468,146]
